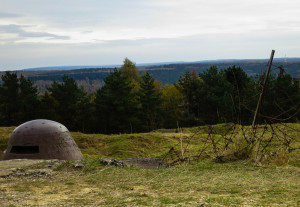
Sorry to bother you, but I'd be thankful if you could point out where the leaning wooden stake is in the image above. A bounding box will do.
[177,122,184,160]
[251,50,275,142]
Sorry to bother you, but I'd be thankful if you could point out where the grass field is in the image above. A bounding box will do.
[0,124,300,206]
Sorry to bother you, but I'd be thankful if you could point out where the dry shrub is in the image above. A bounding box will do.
[214,137,251,163]
[264,148,290,166]
[166,123,299,166]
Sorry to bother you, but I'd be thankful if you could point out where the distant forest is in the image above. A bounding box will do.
[1,58,300,93]
[0,58,299,134]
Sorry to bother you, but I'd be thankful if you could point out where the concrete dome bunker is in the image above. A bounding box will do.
[1,119,83,160]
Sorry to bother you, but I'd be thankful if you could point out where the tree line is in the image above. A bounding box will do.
[0,58,299,134]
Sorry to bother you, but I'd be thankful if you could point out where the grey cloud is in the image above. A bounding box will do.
[0,24,70,40]
[47,36,70,40]
[82,31,93,34]
[0,12,21,18]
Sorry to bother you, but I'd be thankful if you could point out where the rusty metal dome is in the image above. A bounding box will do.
[1,119,83,160]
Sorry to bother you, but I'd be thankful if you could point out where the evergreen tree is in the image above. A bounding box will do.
[176,71,193,117]
[176,70,204,125]
[95,69,139,134]
[138,72,163,131]
[46,75,87,130]
[18,75,40,122]
[0,72,39,125]
[260,72,300,122]
[199,66,233,124]
[224,66,256,124]
[39,91,59,121]
[0,72,19,125]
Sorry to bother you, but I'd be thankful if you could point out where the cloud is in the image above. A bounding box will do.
[81,31,93,34]
[0,24,69,40]
[0,0,300,70]
[0,12,20,18]
[1,31,300,71]
[2,0,299,42]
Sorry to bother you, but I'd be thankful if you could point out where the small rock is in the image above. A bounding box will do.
[16,168,25,172]
[100,158,127,167]
[214,155,225,163]
[197,203,210,207]
[120,157,169,169]
[72,163,85,169]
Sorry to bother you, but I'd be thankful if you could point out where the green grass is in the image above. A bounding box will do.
[72,131,180,159]
[0,126,15,156]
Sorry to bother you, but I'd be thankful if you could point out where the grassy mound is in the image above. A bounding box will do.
[1,123,299,165]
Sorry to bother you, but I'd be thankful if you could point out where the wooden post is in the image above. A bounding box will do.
[251,50,275,140]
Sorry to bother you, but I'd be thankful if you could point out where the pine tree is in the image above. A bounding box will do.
[176,70,204,125]
[46,75,87,130]
[261,72,300,122]
[18,75,39,122]
[138,72,163,131]
[0,72,19,125]
[0,72,39,125]
[95,69,139,134]
[39,91,59,121]
[224,66,256,124]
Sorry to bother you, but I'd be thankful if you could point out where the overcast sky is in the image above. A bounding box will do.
[1,0,300,70]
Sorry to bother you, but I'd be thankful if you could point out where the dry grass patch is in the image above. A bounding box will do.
[1,160,299,206]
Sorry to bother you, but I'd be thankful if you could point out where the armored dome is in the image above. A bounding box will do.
[1,119,83,160]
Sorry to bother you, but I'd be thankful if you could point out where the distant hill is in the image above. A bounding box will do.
[144,58,300,83]
[21,65,117,71]
[20,61,186,71]
[1,58,300,93]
